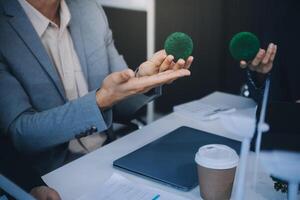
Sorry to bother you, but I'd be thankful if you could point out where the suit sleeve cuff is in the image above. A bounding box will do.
[80,90,111,133]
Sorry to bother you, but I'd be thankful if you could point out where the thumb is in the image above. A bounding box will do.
[115,69,135,84]
[240,60,247,69]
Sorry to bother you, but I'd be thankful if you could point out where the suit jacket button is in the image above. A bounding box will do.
[91,126,98,133]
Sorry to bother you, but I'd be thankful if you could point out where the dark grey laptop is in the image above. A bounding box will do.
[113,126,241,191]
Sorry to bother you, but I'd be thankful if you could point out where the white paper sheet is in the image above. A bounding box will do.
[174,92,257,137]
[174,92,257,113]
[77,173,190,200]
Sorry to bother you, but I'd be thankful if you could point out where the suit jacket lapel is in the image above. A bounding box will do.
[66,0,89,84]
[3,0,67,101]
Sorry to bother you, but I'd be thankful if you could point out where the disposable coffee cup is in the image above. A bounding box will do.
[195,144,239,200]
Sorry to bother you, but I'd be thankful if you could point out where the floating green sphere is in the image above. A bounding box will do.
[229,32,260,61]
[164,32,193,61]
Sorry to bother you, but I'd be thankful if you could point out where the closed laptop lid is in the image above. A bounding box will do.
[113,126,241,191]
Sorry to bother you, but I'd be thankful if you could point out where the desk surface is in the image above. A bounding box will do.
[43,113,287,200]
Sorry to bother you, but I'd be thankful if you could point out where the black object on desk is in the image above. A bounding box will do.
[113,126,241,191]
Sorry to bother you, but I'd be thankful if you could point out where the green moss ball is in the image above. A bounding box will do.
[229,32,260,61]
[164,32,193,61]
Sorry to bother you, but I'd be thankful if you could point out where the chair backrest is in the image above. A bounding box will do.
[0,175,35,200]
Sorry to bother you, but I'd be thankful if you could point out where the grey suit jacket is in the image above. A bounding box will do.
[0,0,160,174]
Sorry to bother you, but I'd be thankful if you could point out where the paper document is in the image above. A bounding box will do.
[174,91,257,122]
[77,173,190,200]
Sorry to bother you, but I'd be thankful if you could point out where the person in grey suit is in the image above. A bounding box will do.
[0,0,193,179]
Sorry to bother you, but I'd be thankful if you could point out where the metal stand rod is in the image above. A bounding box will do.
[146,0,156,124]
[147,101,155,123]
[234,138,251,200]
[253,78,271,187]
[255,78,271,154]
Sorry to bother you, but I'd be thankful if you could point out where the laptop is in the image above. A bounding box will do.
[113,126,241,191]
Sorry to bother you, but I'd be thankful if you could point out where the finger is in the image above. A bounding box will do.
[140,85,156,94]
[143,74,183,88]
[128,69,191,94]
[261,65,272,74]
[255,66,265,74]
[184,56,194,69]
[172,59,186,70]
[154,70,190,86]
[170,61,176,69]
[123,69,135,80]
[133,69,191,90]
[115,69,135,84]
[260,44,277,74]
[156,71,182,85]
[250,49,266,69]
[159,55,174,72]
[240,60,247,69]
[166,77,179,85]
[269,44,278,62]
[251,49,266,66]
[49,188,62,200]
[261,56,276,74]
[150,50,167,67]
[262,43,275,64]
[156,49,167,56]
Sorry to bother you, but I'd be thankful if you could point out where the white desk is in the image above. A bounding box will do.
[43,113,287,200]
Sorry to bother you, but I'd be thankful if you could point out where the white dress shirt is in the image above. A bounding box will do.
[18,0,89,101]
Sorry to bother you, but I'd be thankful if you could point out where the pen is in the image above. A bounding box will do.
[152,194,160,200]
[203,108,236,121]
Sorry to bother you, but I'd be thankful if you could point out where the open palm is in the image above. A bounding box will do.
[138,50,193,77]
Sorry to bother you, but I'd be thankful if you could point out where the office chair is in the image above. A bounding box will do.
[0,175,35,200]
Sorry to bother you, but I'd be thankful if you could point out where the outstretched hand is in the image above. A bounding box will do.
[96,68,191,109]
[137,50,194,77]
[240,43,277,74]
